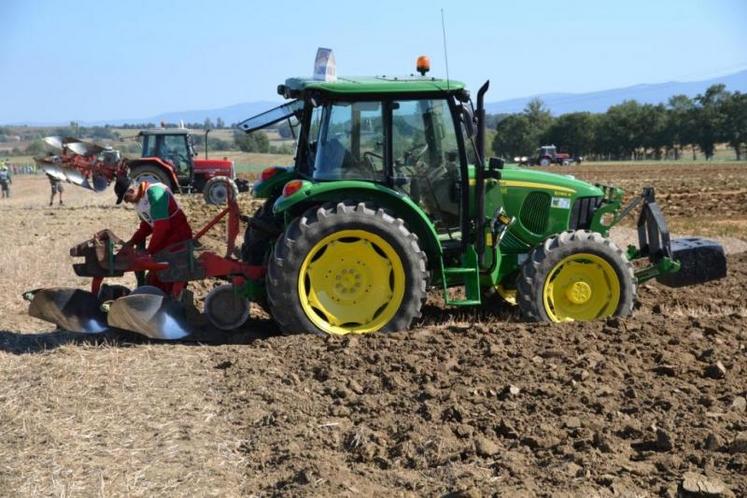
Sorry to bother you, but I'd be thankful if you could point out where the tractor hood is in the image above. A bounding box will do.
[499,165,604,198]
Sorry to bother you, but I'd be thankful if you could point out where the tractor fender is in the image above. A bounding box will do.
[252,167,295,199]
[273,180,443,259]
[127,159,180,192]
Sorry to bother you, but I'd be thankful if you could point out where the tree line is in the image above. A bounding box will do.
[491,84,747,161]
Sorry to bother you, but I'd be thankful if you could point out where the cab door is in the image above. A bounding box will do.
[391,98,463,241]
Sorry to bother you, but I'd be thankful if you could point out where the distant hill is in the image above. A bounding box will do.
[485,69,747,115]
[89,100,280,127]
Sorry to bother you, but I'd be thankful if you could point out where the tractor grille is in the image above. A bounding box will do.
[519,192,551,235]
[570,196,603,230]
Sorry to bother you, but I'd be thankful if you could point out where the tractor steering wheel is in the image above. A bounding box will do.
[362,150,384,173]
[403,143,429,166]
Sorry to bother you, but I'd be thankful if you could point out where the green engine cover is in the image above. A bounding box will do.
[484,166,604,253]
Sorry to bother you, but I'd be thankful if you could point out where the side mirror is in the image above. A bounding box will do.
[489,157,504,171]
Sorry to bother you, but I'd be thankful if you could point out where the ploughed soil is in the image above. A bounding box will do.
[214,253,747,497]
[1,164,746,497]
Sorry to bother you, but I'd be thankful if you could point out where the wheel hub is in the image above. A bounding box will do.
[329,265,368,302]
[565,280,592,304]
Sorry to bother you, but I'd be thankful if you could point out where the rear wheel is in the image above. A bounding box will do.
[266,201,428,335]
[517,230,636,322]
[539,157,552,167]
[130,164,172,188]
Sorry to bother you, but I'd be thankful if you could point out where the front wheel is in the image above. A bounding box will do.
[266,201,428,335]
[517,230,636,322]
[203,176,239,205]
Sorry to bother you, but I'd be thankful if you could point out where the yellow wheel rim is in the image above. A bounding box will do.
[298,229,406,335]
[542,252,621,322]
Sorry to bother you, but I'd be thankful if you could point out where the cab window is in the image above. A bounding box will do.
[392,99,461,231]
[313,101,385,181]
[160,135,190,175]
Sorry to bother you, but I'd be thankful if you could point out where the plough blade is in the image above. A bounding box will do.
[106,287,194,340]
[37,162,109,192]
[65,140,105,157]
[43,136,65,151]
[26,288,109,333]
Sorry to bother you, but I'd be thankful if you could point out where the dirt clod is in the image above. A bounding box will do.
[679,471,734,498]
[730,396,746,412]
[704,361,727,379]
[729,432,747,454]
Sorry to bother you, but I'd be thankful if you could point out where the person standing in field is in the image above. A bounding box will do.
[47,173,64,206]
[0,163,11,199]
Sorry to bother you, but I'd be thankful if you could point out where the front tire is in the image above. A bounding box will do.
[203,176,239,205]
[266,201,428,335]
[517,230,636,322]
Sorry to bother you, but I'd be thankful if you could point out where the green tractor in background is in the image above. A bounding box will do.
[235,55,726,336]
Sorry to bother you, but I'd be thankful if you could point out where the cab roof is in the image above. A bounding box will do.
[281,75,466,97]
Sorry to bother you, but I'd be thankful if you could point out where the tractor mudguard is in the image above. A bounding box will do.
[252,167,295,199]
[273,180,443,258]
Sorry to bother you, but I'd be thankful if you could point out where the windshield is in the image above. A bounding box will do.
[237,100,304,134]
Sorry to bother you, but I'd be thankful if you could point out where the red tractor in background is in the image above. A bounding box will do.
[130,129,248,204]
[35,129,248,204]
[515,145,582,167]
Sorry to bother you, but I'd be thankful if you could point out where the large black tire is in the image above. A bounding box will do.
[130,164,172,188]
[241,197,282,265]
[266,201,428,335]
[517,230,636,322]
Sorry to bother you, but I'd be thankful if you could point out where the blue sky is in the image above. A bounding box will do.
[1,0,745,123]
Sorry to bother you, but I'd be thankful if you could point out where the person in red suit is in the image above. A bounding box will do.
[114,174,193,293]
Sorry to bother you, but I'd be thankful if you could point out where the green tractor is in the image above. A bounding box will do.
[234,58,726,336]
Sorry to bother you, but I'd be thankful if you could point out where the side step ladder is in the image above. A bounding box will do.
[440,246,482,306]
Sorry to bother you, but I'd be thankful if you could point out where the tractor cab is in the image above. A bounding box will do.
[538,145,557,158]
[138,129,195,182]
[241,74,484,245]
[306,95,469,232]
